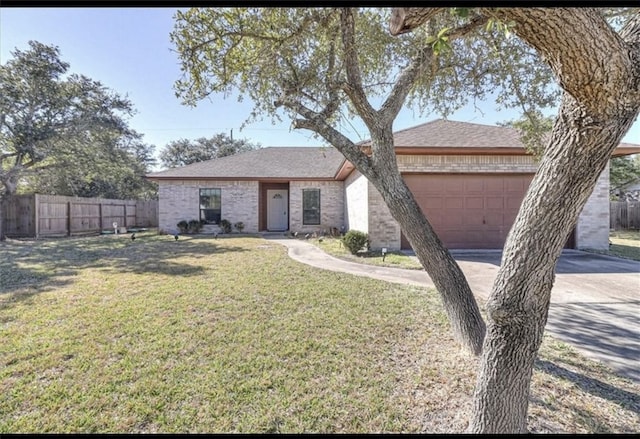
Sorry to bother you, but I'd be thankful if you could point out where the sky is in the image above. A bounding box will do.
[1,7,638,172]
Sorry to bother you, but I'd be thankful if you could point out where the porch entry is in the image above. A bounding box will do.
[267,189,289,231]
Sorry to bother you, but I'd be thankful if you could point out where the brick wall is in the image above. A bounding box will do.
[344,170,369,233]
[366,181,402,250]
[289,181,345,234]
[158,180,259,234]
[576,163,610,250]
[397,154,539,173]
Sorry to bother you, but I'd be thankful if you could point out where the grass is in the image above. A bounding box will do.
[311,237,423,270]
[607,230,640,261]
[1,232,638,433]
[315,230,640,266]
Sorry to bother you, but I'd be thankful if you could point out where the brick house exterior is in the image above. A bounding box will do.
[147,119,638,251]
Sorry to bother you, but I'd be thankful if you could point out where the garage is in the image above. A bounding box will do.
[401,173,535,249]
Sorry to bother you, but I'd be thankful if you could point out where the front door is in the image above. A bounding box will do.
[267,189,288,231]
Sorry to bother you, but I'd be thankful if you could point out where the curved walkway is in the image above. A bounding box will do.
[264,235,640,384]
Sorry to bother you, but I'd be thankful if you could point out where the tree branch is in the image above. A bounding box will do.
[292,117,373,175]
[390,8,639,117]
[620,9,640,43]
[380,14,488,123]
[340,8,378,130]
[389,7,444,36]
[319,39,342,121]
[481,8,635,114]
[275,94,373,175]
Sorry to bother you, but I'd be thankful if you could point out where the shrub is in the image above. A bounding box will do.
[220,219,232,234]
[341,230,369,255]
[234,221,245,233]
[177,220,189,234]
[188,219,203,234]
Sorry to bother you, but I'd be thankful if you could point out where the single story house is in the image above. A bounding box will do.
[146,119,640,251]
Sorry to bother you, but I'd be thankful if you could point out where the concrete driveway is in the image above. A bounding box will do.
[450,250,640,383]
[266,237,640,383]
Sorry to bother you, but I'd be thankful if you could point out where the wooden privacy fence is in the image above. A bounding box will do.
[3,194,158,238]
[610,201,640,230]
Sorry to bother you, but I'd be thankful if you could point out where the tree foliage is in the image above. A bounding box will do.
[0,41,157,208]
[22,129,158,200]
[172,8,557,130]
[610,154,640,192]
[159,133,260,169]
[498,111,555,157]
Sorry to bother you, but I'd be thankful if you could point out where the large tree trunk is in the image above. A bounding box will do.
[388,7,640,433]
[469,95,638,432]
[468,9,640,432]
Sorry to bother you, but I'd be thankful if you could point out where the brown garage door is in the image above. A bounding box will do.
[401,173,534,249]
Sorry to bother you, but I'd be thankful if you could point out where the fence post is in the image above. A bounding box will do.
[66,201,71,236]
[34,193,39,238]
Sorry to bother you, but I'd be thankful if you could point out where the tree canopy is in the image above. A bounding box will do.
[159,133,260,169]
[610,154,640,194]
[172,8,558,135]
[0,41,157,205]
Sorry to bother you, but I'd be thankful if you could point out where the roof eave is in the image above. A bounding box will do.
[394,146,530,155]
[612,145,640,157]
[145,176,339,182]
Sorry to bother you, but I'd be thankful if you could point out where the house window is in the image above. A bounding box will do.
[200,188,221,224]
[303,188,321,225]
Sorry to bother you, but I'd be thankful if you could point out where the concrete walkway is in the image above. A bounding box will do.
[264,235,640,384]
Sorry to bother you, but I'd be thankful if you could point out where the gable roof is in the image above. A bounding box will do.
[390,119,524,148]
[146,146,345,180]
[360,118,640,155]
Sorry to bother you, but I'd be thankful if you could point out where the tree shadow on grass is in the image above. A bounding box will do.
[533,358,640,416]
[545,301,640,383]
[0,233,250,300]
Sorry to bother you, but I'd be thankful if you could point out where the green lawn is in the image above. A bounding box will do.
[314,230,640,266]
[1,233,638,433]
[608,230,640,261]
[311,237,423,270]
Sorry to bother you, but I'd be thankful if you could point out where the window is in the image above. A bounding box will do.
[302,188,321,225]
[200,188,221,224]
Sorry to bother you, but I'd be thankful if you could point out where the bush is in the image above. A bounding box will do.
[177,220,189,234]
[188,219,203,234]
[234,221,245,233]
[220,219,232,234]
[341,230,369,255]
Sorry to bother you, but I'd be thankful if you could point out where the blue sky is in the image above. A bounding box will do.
[1,7,638,171]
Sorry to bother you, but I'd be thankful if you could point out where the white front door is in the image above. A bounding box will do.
[267,189,288,231]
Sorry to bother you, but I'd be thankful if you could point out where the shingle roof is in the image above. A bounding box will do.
[361,119,525,148]
[147,119,639,180]
[147,146,345,179]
